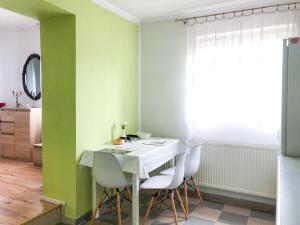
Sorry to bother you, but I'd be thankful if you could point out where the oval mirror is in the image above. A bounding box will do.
[22,54,41,100]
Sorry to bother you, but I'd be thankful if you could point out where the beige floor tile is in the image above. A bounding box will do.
[215,222,229,225]
[155,209,187,224]
[191,206,221,221]
[223,205,251,216]
[247,217,275,225]
[188,197,202,205]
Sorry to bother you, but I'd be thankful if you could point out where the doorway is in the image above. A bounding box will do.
[0,0,76,222]
[0,8,49,225]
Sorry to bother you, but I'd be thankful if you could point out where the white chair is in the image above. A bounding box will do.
[160,145,204,214]
[90,151,132,225]
[141,153,188,225]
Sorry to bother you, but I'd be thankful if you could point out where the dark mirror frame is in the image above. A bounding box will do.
[22,54,41,101]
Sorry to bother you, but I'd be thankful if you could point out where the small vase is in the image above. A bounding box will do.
[121,128,126,139]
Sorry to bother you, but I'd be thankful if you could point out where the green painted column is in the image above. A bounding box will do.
[0,0,138,219]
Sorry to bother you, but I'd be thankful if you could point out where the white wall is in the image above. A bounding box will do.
[0,29,20,107]
[140,20,277,204]
[140,21,187,141]
[0,25,41,108]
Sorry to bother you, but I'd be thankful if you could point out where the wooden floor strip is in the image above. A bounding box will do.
[0,159,59,225]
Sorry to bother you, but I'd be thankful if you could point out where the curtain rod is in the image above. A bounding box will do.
[175,1,300,25]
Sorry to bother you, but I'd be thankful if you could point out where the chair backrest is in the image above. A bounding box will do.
[185,145,202,177]
[92,151,129,188]
[167,152,187,189]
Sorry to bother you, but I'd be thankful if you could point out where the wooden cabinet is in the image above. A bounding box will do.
[0,111,15,158]
[0,111,15,123]
[15,112,31,161]
[0,108,41,161]
[33,143,42,167]
[1,123,14,134]
[0,134,14,158]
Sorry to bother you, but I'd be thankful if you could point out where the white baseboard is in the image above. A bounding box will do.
[40,195,66,206]
[201,186,276,206]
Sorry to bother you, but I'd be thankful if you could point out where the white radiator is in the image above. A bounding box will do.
[195,143,278,199]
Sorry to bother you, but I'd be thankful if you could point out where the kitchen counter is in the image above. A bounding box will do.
[277,155,300,225]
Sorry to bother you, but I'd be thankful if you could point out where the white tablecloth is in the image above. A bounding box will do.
[79,138,185,179]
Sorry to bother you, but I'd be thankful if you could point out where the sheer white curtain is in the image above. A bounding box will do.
[186,8,300,146]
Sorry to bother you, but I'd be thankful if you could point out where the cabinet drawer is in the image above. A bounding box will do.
[15,112,30,130]
[1,143,14,158]
[15,144,31,161]
[15,132,30,144]
[0,134,14,145]
[1,122,14,134]
[0,111,15,122]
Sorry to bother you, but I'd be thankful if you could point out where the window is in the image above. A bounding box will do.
[186,12,300,146]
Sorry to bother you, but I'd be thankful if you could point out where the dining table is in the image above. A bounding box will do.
[79,138,185,225]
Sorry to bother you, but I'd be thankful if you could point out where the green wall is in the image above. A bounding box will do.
[41,15,77,216]
[0,0,138,219]
[74,2,138,216]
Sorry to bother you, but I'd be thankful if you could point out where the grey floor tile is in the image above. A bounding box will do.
[139,204,167,219]
[97,211,129,224]
[177,203,198,215]
[152,220,186,225]
[183,216,215,225]
[84,192,276,225]
[151,221,170,225]
[140,193,152,204]
[203,200,224,210]
[92,221,112,225]
[172,199,198,215]
[250,210,275,221]
[189,203,199,213]
[218,211,248,225]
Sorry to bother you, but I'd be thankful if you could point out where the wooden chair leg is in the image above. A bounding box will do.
[169,190,179,225]
[175,188,188,220]
[184,180,189,215]
[191,176,204,206]
[125,186,132,202]
[116,190,122,225]
[110,189,114,213]
[90,190,105,225]
[142,193,156,225]
[153,190,161,209]
[160,190,168,210]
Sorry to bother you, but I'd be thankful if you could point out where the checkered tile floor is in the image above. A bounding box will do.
[89,192,275,225]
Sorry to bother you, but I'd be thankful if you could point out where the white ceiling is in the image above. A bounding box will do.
[0,8,38,29]
[94,0,293,23]
[0,1,292,27]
